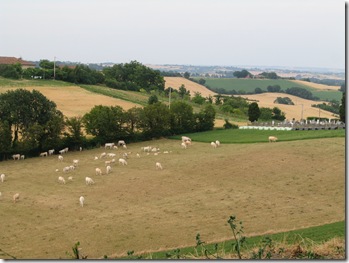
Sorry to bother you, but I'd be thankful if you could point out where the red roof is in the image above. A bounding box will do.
[0,56,35,67]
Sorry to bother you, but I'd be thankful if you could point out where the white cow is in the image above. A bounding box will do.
[181,142,187,149]
[0,173,5,183]
[215,140,220,147]
[12,154,20,160]
[79,196,85,207]
[118,158,127,166]
[118,140,126,146]
[13,193,20,203]
[210,142,217,148]
[156,162,163,170]
[95,168,102,176]
[58,176,66,184]
[268,136,278,143]
[106,165,112,174]
[48,149,55,156]
[58,155,64,161]
[105,143,115,149]
[85,177,94,185]
[182,136,192,143]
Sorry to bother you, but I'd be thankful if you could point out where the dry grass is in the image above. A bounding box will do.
[0,86,140,117]
[240,92,336,120]
[290,80,340,91]
[164,77,217,98]
[0,137,344,259]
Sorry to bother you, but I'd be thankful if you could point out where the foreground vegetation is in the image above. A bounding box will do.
[111,220,344,259]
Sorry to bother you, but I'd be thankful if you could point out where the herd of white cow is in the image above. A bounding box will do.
[1,136,277,206]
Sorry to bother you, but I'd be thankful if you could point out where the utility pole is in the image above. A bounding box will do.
[169,87,172,109]
[53,56,56,80]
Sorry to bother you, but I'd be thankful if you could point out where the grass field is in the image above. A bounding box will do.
[170,129,345,143]
[201,78,342,102]
[0,133,345,259]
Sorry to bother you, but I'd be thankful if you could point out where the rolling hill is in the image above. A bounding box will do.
[163,77,338,120]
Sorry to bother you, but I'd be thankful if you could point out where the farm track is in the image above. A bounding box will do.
[0,137,345,259]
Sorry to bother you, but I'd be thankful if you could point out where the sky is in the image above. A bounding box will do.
[0,0,345,69]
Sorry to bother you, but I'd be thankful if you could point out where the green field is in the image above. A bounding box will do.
[146,221,345,259]
[170,129,345,144]
[201,78,342,102]
[0,77,72,87]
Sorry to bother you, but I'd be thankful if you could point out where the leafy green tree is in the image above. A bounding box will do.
[0,121,12,159]
[267,85,281,93]
[0,89,64,150]
[272,107,286,121]
[64,116,84,150]
[255,87,263,94]
[194,104,216,132]
[233,70,252,78]
[259,107,273,120]
[83,105,126,143]
[139,102,171,138]
[248,102,261,122]
[169,101,195,134]
[198,78,206,85]
[178,84,190,99]
[148,94,159,105]
[183,72,190,79]
[339,92,345,123]
[0,63,22,79]
[214,94,222,105]
[124,107,143,137]
[191,92,206,105]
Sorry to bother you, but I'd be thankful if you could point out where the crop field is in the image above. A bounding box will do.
[0,84,141,118]
[0,133,345,259]
[202,78,342,102]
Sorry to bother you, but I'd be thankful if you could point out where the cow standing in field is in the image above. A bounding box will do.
[268,136,278,142]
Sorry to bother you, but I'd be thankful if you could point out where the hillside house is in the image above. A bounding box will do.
[0,56,35,69]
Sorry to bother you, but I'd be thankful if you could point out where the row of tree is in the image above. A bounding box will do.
[0,60,165,93]
[0,89,215,160]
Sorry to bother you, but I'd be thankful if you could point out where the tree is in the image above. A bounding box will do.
[139,102,171,138]
[0,89,64,150]
[255,87,263,94]
[0,121,12,160]
[198,78,206,85]
[148,94,159,105]
[183,72,190,79]
[124,107,143,137]
[233,70,252,78]
[339,92,345,123]
[178,84,190,99]
[169,101,195,134]
[191,92,206,105]
[83,105,126,143]
[64,116,84,150]
[248,102,261,122]
[259,107,273,120]
[194,104,216,132]
[272,107,286,121]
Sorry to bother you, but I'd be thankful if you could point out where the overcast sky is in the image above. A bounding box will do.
[0,0,345,69]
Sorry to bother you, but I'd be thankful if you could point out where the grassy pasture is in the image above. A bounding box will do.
[0,136,345,259]
[202,78,342,102]
[170,129,345,144]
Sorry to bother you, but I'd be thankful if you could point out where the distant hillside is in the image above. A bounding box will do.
[164,77,216,97]
[163,77,337,120]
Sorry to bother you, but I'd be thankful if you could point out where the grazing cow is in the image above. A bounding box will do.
[79,196,85,207]
[13,193,20,203]
[210,142,217,148]
[155,162,163,170]
[268,136,278,143]
[118,158,127,166]
[12,154,21,160]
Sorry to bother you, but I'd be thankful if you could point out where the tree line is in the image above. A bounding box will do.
[0,60,165,93]
[0,89,215,161]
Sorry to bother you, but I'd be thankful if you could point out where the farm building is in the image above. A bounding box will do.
[0,56,35,69]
